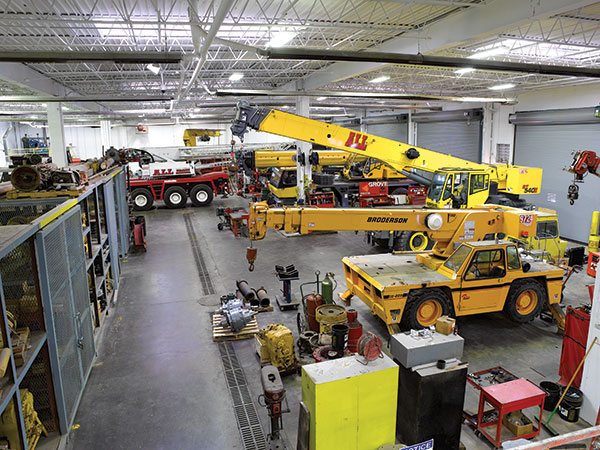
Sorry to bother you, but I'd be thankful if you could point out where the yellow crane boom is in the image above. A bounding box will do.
[248,202,542,260]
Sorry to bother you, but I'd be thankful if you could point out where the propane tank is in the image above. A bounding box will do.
[305,293,324,333]
[321,272,336,304]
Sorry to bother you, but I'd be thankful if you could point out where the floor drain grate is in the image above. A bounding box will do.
[183,214,215,295]
[219,342,267,450]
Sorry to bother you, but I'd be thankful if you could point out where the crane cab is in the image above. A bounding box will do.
[426,169,490,209]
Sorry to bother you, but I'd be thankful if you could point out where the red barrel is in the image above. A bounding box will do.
[347,321,363,353]
[306,294,324,332]
[347,308,358,324]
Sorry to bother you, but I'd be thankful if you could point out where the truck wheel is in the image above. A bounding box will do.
[504,279,545,323]
[403,289,451,329]
[190,184,214,207]
[395,231,434,252]
[163,186,187,209]
[131,188,154,211]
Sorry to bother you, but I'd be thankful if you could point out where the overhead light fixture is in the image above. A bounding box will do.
[468,46,508,59]
[316,96,327,101]
[369,75,390,83]
[454,67,476,75]
[488,83,516,91]
[40,103,47,107]
[460,96,516,102]
[229,72,244,81]
[281,105,290,109]
[146,64,161,75]
[266,31,296,48]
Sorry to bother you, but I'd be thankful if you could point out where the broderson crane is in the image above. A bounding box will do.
[247,202,566,333]
[232,103,567,259]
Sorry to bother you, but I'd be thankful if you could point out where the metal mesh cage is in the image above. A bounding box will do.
[0,240,44,332]
[20,344,59,434]
[0,199,65,226]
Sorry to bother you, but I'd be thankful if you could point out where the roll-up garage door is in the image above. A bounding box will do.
[511,107,600,242]
[415,109,483,162]
[367,120,408,142]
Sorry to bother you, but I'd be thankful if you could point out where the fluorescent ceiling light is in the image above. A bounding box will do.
[454,67,476,75]
[266,31,296,48]
[40,103,47,107]
[316,96,327,101]
[146,64,160,75]
[468,46,508,59]
[281,105,290,109]
[229,72,244,81]
[459,96,515,102]
[488,83,516,91]
[114,108,166,114]
[369,75,390,83]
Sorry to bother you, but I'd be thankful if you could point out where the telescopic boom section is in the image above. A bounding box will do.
[232,104,486,177]
[248,202,516,258]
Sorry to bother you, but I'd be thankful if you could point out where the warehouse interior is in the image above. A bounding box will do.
[0,1,600,449]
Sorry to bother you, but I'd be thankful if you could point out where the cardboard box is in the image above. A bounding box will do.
[503,411,533,436]
[435,316,455,335]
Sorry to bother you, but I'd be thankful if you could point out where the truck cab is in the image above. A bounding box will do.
[126,149,195,179]
[426,168,490,209]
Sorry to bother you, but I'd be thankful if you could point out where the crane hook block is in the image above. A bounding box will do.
[247,246,258,272]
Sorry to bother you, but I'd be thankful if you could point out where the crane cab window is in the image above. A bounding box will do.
[536,220,559,239]
[469,174,489,194]
[465,249,506,280]
[507,245,520,270]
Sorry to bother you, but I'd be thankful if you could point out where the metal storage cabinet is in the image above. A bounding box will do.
[301,354,398,450]
[35,206,96,434]
[0,225,60,449]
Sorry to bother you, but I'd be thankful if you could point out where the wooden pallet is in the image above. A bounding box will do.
[212,313,259,342]
[5,186,85,199]
[251,305,274,313]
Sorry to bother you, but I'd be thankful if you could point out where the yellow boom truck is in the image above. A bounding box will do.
[246,202,566,333]
[231,103,566,259]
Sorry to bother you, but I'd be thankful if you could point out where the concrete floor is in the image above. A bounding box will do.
[68,196,593,450]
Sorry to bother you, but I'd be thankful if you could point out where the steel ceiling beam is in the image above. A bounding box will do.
[0,95,173,102]
[286,0,600,90]
[0,51,183,64]
[215,89,515,103]
[260,48,600,78]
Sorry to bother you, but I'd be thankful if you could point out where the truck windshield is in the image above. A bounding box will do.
[427,173,447,202]
[443,244,472,272]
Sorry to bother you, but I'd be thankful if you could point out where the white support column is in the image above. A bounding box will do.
[407,110,416,145]
[481,104,494,163]
[100,120,112,152]
[47,103,68,167]
[360,109,367,133]
[296,96,310,203]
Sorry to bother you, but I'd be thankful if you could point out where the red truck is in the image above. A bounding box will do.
[125,149,230,211]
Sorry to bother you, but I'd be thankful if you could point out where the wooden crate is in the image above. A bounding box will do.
[212,313,259,342]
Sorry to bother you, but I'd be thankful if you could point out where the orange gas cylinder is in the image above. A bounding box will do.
[347,309,363,353]
[305,294,324,332]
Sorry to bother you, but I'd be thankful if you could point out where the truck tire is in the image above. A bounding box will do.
[403,289,451,329]
[394,231,434,252]
[131,188,154,211]
[190,184,214,207]
[163,186,187,209]
[504,279,545,323]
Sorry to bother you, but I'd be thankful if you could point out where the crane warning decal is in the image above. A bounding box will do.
[345,131,368,151]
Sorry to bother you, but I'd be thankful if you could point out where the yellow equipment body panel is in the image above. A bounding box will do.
[502,166,543,195]
[302,354,398,450]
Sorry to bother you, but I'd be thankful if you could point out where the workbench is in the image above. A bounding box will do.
[476,378,545,448]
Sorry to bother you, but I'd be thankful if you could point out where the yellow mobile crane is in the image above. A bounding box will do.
[232,103,566,259]
[232,103,542,208]
[247,202,566,333]
[182,129,222,147]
